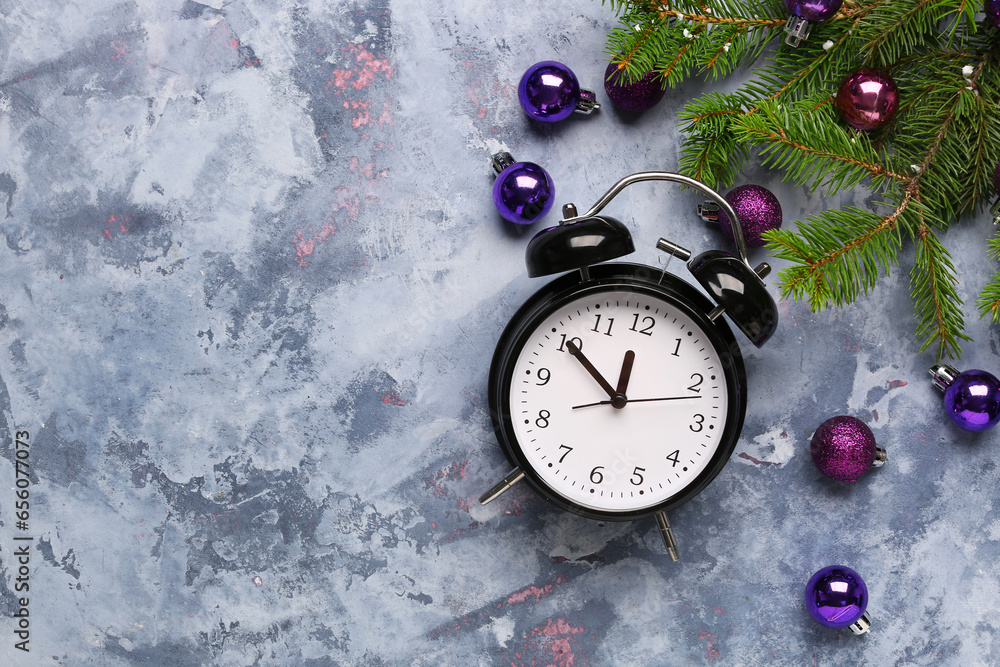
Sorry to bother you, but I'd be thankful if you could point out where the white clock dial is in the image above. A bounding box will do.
[508,288,729,513]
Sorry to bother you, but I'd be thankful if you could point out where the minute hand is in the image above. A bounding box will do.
[572,395,702,410]
[565,340,617,399]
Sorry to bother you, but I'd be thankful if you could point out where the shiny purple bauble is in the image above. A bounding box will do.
[518,61,581,123]
[805,565,868,629]
[943,369,1000,432]
[836,68,899,131]
[604,61,665,113]
[785,0,843,22]
[987,0,1000,29]
[810,416,880,482]
[716,185,782,248]
[492,161,555,225]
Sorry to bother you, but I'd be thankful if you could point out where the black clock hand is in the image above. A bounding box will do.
[616,350,635,396]
[572,395,702,410]
[565,340,617,399]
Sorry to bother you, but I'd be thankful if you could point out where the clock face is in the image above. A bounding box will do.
[494,274,743,517]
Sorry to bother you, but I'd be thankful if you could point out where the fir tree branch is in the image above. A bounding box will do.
[598,0,1000,360]
[912,223,969,358]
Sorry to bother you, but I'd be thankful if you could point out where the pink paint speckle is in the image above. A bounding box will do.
[292,222,336,266]
[381,391,409,406]
[506,584,553,605]
[326,44,393,93]
[887,380,907,389]
[506,617,587,667]
[699,630,721,662]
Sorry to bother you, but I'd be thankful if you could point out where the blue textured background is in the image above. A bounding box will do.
[1,1,999,665]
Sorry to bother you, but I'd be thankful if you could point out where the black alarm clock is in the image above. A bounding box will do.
[479,172,778,560]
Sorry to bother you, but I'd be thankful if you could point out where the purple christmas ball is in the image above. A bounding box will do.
[942,369,1000,432]
[518,61,581,123]
[836,68,899,132]
[785,0,843,22]
[810,416,883,482]
[492,161,554,225]
[804,565,869,629]
[987,0,1000,29]
[716,185,782,248]
[604,61,665,113]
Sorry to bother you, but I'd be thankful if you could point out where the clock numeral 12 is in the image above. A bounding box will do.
[630,313,655,336]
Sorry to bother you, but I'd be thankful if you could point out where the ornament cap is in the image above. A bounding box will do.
[490,151,515,174]
[849,611,873,635]
[784,15,811,47]
[575,89,600,115]
[698,201,720,223]
[929,363,959,392]
[873,447,888,467]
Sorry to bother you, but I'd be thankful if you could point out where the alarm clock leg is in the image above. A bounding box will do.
[479,468,525,505]
[655,511,681,561]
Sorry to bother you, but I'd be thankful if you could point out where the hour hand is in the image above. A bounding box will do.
[616,350,635,396]
[565,340,616,399]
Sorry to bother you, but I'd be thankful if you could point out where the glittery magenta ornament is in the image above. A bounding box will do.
[836,69,899,131]
[603,61,665,113]
[987,0,1000,28]
[698,184,782,248]
[804,565,872,634]
[491,151,554,225]
[518,61,600,123]
[784,0,844,47]
[929,364,1000,432]
[810,416,886,482]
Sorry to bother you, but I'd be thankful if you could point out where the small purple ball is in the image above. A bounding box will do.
[604,62,665,113]
[987,0,1000,29]
[805,565,868,629]
[492,161,554,225]
[836,68,899,132]
[518,61,580,123]
[784,0,843,22]
[943,369,1000,432]
[810,416,879,482]
[716,185,782,248]
[993,160,1000,195]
